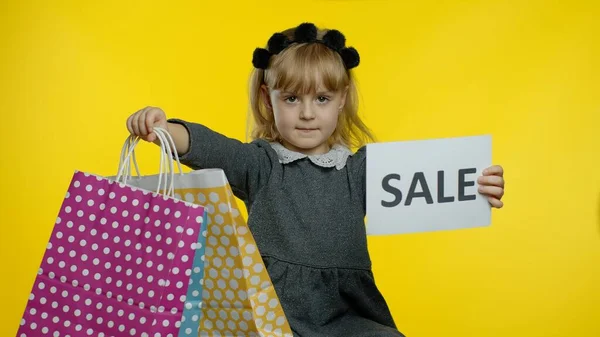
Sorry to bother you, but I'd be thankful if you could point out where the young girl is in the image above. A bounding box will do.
[126,22,505,337]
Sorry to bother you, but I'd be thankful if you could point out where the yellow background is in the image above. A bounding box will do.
[1,0,599,336]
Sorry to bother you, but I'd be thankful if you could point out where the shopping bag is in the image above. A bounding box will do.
[121,138,293,336]
[179,170,293,337]
[17,128,208,337]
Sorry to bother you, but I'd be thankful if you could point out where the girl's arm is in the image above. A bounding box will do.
[347,146,368,216]
[126,107,273,202]
[161,122,190,155]
[168,119,273,203]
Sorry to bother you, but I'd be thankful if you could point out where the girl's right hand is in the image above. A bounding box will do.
[126,106,168,143]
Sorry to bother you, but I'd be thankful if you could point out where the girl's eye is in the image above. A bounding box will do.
[317,96,330,103]
[285,96,298,103]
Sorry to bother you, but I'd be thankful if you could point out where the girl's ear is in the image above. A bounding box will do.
[260,84,273,110]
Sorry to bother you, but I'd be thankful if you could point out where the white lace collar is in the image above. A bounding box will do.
[269,142,352,170]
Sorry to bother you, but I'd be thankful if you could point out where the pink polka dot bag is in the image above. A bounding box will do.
[17,129,208,337]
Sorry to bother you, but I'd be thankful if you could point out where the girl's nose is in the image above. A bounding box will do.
[300,102,316,120]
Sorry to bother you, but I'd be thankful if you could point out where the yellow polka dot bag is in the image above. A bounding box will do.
[119,131,294,336]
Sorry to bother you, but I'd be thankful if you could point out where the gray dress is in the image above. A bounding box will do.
[170,119,405,337]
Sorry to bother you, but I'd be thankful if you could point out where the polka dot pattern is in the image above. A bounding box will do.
[18,171,206,337]
[175,181,293,337]
[179,212,208,337]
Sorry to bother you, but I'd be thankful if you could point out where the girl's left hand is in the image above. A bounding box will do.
[477,165,505,208]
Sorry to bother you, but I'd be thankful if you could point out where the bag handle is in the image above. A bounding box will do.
[116,128,173,196]
[116,127,183,197]
[153,127,182,196]
[118,135,141,182]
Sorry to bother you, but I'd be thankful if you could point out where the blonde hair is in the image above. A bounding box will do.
[247,26,375,149]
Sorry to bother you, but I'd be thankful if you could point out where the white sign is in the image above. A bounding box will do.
[366,135,492,235]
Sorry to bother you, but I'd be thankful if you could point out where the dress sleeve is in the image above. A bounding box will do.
[168,118,273,203]
[347,146,367,215]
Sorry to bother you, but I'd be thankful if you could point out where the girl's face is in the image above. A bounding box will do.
[264,84,347,155]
